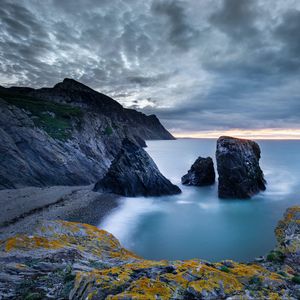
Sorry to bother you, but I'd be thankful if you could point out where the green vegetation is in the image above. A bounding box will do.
[266,250,285,263]
[104,125,113,136]
[0,90,82,141]
[220,266,230,273]
[292,275,300,284]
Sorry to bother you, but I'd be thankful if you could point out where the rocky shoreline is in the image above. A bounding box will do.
[0,186,120,240]
[0,205,299,299]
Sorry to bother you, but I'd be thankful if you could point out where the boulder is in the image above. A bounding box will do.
[216,136,266,199]
[94,138,181,197]
[181,157,215,186]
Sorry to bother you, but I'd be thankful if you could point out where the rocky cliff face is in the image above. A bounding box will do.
[0,206,299,299]
[181,157,215,186]
[216,136,266,199]
[0,79,174,189]
[94,138,181,196]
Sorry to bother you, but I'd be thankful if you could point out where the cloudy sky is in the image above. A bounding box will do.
[1,0,300,137]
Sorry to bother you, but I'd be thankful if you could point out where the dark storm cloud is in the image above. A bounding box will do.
[1,0,300,133]
[209,0,259,41]
[151,0,199,50]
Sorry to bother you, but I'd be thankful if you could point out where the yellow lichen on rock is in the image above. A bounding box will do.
[4,235,64,252]
[1,207,299,300]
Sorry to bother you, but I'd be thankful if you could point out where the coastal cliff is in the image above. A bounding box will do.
[0,206,299,299]
[0,79,174,189]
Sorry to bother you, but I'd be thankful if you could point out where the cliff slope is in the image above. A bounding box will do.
[0,206,299,299]
[0,79,174,189]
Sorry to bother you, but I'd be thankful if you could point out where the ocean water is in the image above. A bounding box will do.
[99,139,300,262]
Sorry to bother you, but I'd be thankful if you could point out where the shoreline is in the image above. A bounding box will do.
[0,185,120,240]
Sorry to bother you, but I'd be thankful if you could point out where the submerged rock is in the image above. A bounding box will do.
[216,136,266,199]
[0,206,299,299]
[94,138,181,197]
[181,156,215,186]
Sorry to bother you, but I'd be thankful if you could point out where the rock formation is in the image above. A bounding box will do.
[94,138,181,196]
[0,79,174,189]
[0,206,299,299]
[216,136,266,199]
[181,157,215,186]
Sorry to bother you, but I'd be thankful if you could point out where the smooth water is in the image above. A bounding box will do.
[99,139,300,262]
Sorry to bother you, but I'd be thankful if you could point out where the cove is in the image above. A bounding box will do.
[99,138,300,262]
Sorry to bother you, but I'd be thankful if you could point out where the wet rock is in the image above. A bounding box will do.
[216,136,266,199]
[94,138,181,197]
[181,156,215,186]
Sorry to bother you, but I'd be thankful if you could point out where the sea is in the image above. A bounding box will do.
[98,138,300,262]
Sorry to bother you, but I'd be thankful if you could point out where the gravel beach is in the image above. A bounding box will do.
[0,185,120,239]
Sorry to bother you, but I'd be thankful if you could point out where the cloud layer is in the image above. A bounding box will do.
[1,0,300,133]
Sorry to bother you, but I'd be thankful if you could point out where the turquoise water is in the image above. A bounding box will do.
[99,139,300,262]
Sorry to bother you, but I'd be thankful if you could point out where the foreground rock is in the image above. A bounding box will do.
[94,138,181,197]
[216,136,266,199]
[181,157,215,186]
[0,206,299,299]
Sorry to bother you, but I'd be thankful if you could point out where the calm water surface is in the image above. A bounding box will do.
[99,139,300,262]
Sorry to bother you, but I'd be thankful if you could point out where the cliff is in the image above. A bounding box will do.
[0,206,299,299]
[94,138,181,196]
[0,79,174,189]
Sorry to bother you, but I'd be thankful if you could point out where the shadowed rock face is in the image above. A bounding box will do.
[0,79,174,189]
[94,138,181,197]
[216,136,266,199]
[181,157,215,186]
[0,207,299,299]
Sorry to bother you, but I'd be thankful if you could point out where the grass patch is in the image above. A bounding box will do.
[292,275,300,284]
[104,125,113,136]
[220,266,230,273]
[266,250,285,263]
[0,90,83,141]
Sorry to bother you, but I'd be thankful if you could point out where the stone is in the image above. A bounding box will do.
[181,156,215,186]
[216,136,266,199]
[0,207,299,299]
[94,138,181,197]
[0,79,174,189]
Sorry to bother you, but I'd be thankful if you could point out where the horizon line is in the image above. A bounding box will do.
[172,128,300,140]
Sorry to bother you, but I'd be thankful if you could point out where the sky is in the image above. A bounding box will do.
[1,0,300,138]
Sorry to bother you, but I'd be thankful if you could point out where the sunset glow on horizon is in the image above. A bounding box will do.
[173,129,300,140]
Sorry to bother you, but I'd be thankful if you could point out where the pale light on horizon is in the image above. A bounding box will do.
[173,129,300,140]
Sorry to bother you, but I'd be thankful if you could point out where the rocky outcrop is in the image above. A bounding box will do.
[181,157,215,186]
[274,206,300,273]
[94,138,181,196]
[0,206,299,299]
[216,136,266,199]
[0,79,174,189]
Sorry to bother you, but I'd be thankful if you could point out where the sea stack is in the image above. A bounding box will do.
[94,138,181,197]
[181,157,215,186]
[216,136,266,199]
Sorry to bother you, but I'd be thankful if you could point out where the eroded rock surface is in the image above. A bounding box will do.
[0,206,299,299]
[0,79,174,189]
[181,157,215,186]
[216,136,266,199]
[94,138,181,197]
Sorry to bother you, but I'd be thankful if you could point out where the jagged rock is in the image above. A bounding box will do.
[0,207,299,299]
[181,157,215,186]
[0,79,174,189]
[94,138,181,197]
[275,206,300,272]
[216,136,266,199]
